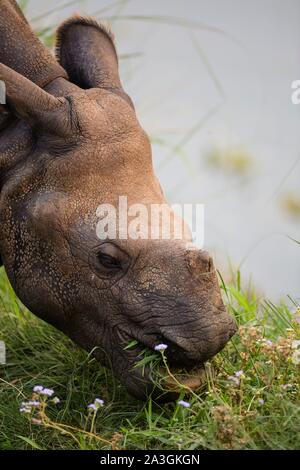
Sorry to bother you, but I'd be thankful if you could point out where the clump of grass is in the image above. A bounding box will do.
[205,145,253,175]
[0,267,299,450]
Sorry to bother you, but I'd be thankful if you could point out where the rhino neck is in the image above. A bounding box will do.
[0,120,33,185]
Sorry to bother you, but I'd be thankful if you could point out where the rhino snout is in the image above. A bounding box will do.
[159,309,237,368]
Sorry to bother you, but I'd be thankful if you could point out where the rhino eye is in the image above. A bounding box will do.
[98,252,121,270]
[95,242,129,275]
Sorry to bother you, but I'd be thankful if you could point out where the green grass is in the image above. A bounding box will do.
[0,267,299,450]
[2,1,299,451]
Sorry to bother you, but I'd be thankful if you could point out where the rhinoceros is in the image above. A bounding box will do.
[0,0,237,399]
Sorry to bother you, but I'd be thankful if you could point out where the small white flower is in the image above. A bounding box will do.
[20,407,31,414]
[154,344,168,351]
[291,350,300,365]
[31,418,42,425]
[293,310,300,325]
[178,400,191,408]
[291,340,300,350]
[33,385,44,393]
[228,376,240,386]
[235,370,244,378]
[28,400,40,407]
[281,383,293,390]
[40,388,54,397]
[94,398,104,407]
[258,398,265,405]
[88,403,97,411]
[52,397,60,405]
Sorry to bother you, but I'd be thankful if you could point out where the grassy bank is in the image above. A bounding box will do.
[0,267,299,450]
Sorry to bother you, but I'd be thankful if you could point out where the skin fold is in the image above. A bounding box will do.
[0,1,237,400]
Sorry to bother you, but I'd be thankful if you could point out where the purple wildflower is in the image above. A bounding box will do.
[228,375,240,386]
[281,384,293,390]
[292,340,300,349]
[235,370,244,378]
[88,403,97,412]
[20,407,31,413]
[178,400,191,408]
[95,398,104,406]
[31,418,42,425]
[28,400,40,407]
[154,344,168,351]
[40,388,54,397]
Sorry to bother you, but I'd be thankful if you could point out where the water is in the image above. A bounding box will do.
[24,0,300,301]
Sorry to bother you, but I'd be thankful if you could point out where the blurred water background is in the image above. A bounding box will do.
[22,0,300,301]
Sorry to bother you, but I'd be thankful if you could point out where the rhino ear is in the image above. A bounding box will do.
[0,63,69,134]
[56,16,122,92]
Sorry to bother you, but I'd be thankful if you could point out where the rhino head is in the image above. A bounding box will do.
[0,1,236,399]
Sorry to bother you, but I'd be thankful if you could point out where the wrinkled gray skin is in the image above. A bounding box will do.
[0,1,237,399]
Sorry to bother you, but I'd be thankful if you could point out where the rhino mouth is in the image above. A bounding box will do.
[118,332,208,397]
[157,364,207,392]
[114,310,236,399]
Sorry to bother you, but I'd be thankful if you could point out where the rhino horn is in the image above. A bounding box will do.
[0,63,70,134]
[0,0,67,87]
